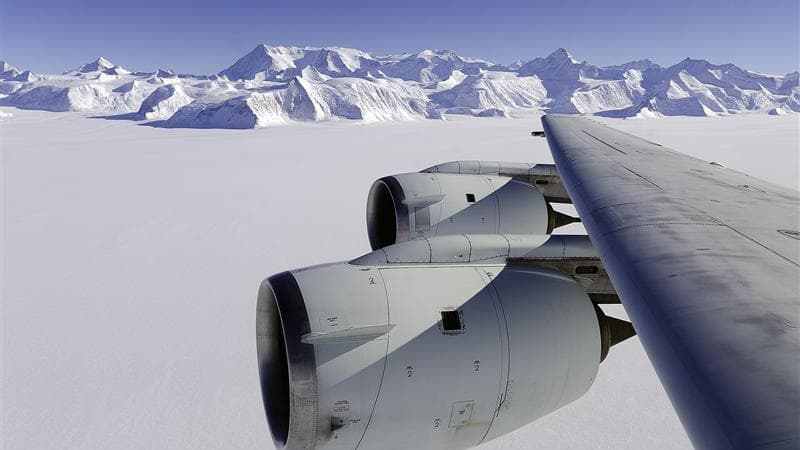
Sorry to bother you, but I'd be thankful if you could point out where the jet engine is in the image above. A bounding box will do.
[366,172,575,250]
[257,235,629,450]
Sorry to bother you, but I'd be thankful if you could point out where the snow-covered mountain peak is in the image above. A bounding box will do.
[218,45,298,80]
[155,68,177,78]
[545,48,578,63]
[414,49,461,61]
[298,65,331,82]
[1,60,22,79]
[668,57,766,79]
[605,59,661,72]
[13,70,40,82]
[516,48,590,80]
[674,57,715,71]
[77,57,116,73]
[218,44,497,83]
[104,65,131,76]
[1,60,20,73]
[381,49,491,83]
[298,46,379,76]
[507,60,526,70]
[219,44,380,81]
[408,49,490,65]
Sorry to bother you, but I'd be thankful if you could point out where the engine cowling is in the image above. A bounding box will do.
[422,161,572,204]
[366,172,553,250]
[257,238,604,450]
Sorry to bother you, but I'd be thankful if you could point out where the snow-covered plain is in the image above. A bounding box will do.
[1,109,798,449]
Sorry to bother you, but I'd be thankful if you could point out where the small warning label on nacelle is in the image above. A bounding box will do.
[448,400,474,428]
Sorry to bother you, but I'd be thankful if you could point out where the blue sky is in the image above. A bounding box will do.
[2,0,798,75]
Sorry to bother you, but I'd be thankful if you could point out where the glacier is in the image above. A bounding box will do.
[1,47,797,129]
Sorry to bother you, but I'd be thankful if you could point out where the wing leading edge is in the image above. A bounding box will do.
[541,114,800,449]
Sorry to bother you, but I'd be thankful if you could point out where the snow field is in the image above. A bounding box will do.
[2,109,796,449]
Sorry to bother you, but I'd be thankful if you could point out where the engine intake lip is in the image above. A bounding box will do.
[367,176,410,250]
[257,271,318,450]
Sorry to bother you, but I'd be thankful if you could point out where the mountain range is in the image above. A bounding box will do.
[1,45,797,128]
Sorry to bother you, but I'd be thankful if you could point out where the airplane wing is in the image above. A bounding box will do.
[541,115,800,449]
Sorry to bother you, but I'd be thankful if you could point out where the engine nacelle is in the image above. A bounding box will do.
[422,161,572,204]
[257,239,603,450]
[422,160,549,176]
[366,172,554,250]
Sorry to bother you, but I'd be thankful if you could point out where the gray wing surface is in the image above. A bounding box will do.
[541,115,800,449]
